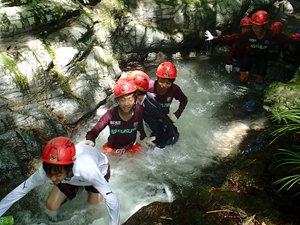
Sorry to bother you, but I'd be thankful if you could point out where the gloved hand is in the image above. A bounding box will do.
[225,64,233,74]
[141,136,156,148]
[78,140,95,147]
[205,30,214,41]
[168,113,177,123]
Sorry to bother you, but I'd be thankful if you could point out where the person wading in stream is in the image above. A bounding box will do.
[205,17,252,74]
[268,21,284,61]
[282,32,300,66]
[81,78,156,155]
[148,61,188,124]
[0,137,120,225]
[206,10,300,84]
[126,70,179,149]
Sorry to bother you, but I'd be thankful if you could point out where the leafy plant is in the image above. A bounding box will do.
[273,148,300,196]
[20,0,37,5]
[270,108,300,196]
[269,108,300,143]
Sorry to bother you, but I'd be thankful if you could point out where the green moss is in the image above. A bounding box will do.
[42,41,56,59]
[0,53,30,94]
[50,69,71,94]
[77,62,86,73]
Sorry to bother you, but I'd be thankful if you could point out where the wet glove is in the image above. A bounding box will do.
[78,140,95,147]
[168,113,178,123]
[225,64,233,74]
[141,136,156,148]
[205,30,214,41]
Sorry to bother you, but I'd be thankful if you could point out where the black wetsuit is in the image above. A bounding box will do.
[141,92,179,148]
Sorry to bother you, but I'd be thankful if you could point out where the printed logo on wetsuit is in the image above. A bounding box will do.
[167,97,172,102]
[111,126,138,134]
[110,121,121,125]
[265,40,269,44]
[249,38,257,42]
[159,102,171,108]
[250,44,268,50]
[134,122,139,127]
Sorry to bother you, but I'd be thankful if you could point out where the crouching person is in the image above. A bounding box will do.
[0,137,120,225]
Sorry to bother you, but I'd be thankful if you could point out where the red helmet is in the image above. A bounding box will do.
[251,10,269,25]
[290,33,300,39]
[240,17,252,27]
[270,21,283,32]
[156,62,177,79]
[114,78,136,98]
[127,70,150,92]
[41,137,76,165]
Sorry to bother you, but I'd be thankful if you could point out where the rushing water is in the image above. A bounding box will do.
[10,12,300,225]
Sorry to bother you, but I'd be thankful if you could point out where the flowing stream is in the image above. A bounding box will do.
[9,12,300,225]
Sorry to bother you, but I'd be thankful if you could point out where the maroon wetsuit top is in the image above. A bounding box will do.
[86,105,146,149]
[216,34,248,65]
[226,42,248,65]
[148,80,188,118]
[235,29,300,57]
[217,33,240,46]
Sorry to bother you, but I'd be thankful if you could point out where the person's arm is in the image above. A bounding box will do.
[86,109,113,143]
[137,106,147,140]
[0,167,49,216]
[225,42,236,73]
[173,84,188,119]
[276,32,300,47]
[90,172,120,225]
[226,42,236,65]
[205,30,240,46]
[217,33,240,46]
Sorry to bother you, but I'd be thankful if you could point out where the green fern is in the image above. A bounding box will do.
[20,0,37,5]
[270,108,300,196]
[273,148,300,196]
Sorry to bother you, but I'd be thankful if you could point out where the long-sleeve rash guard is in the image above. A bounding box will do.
[0,144,120,225]
[139,92,178,147]
[86,105,146,149]
[235,28,300,57]
[148,80,188,119]
[215,33,249,65]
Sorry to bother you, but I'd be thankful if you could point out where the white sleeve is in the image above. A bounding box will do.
[0,167,48,216]
[90,171,120,225]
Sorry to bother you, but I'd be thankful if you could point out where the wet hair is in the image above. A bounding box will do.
[43,162,73,175]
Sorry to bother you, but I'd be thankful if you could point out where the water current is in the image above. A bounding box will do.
[10,11,300,225]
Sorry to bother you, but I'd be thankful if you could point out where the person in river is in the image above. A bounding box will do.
[206,11,300,83]
[0,137,120,225]
[126,70,179,149]
[282,32,300,66]
[268,21,284,61]
[236,10,300,83]
[82,78,156,155]
[205,17,252,74]
[148,62,188,124]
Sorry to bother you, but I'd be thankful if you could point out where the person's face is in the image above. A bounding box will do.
[118,93,135,113]
[241,26,251,34]
[157,78,173,94]
[46,167,68,185]
[252,24,265,37]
